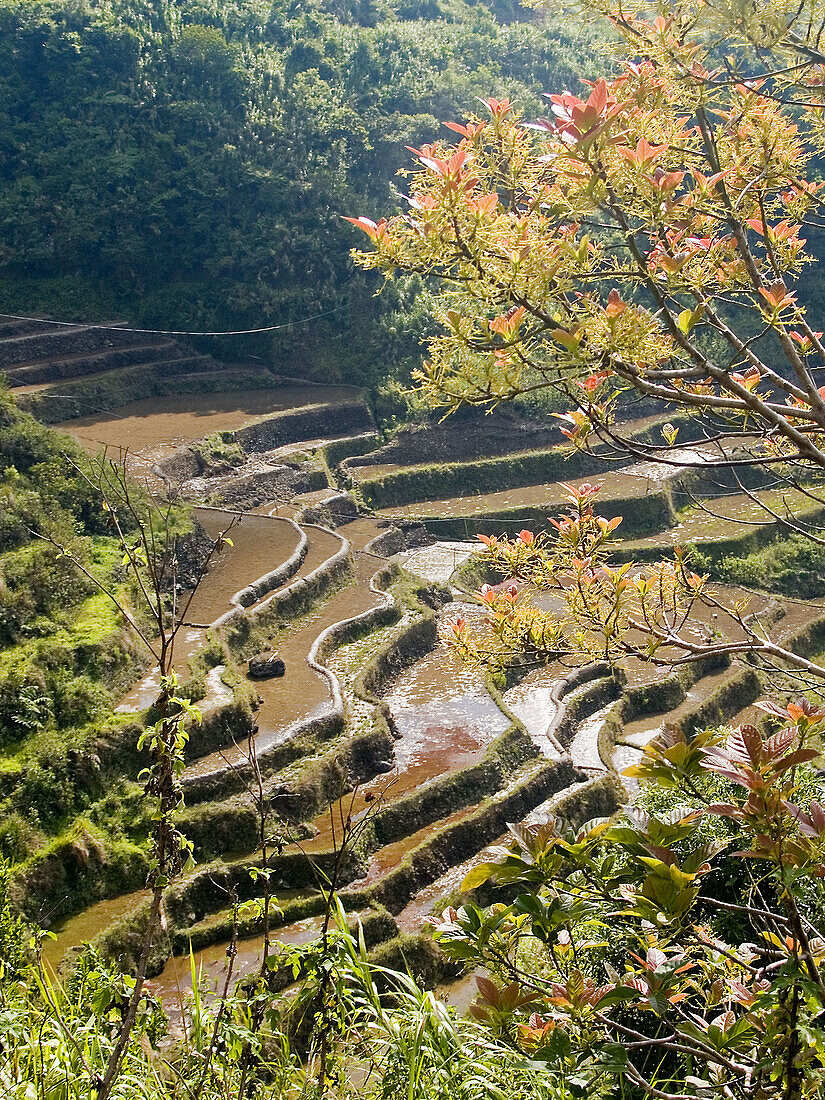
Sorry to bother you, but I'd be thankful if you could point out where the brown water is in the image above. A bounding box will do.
[41,889,152,973]
[435,972,483,1015]
[295,621,511,858]
[397,841,500,935]
[336,517,391,553]
[359,804,479,889]
[56,386,361,453]
[160,610,513,985]
[182,544,387,779]
[621,668,734,743]
[117,626,205,712]
[380,644,509,772]
[149,911,330,1020]
[117,519,348,734]
[614,667,773,793]
[54,385,360,474]
[376,467,677,521]
[151,620,513,1000]
[394,785,560,935]
[502,664,567,751]
[182,509,302,625]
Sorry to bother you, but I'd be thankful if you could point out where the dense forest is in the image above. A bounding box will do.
[0,0,591,384]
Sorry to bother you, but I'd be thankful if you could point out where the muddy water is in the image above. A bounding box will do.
[149,911,330,1020]
[397,860,472,934]
[435,972,484,1015]
[297,625,511,857]
[382,643,509,772]
[504,667,614,770]
[120,510,309,707]
[502,664,566,751]
[394,800,558,934]
[336,517,390,553]
[54,386,360,471]
[622,448,715,484]
[377,467,670,521]
[41,889,151,972]
[153,599,525,976]
[117,626,205,712]
[182,546,386,778]
[39,375,825,1011]
[359,804,479,889]
[514,576,810,671]
[117,520,347,737]
[621,668,736,744]
[183,509,302,625]
[614,672,772,792]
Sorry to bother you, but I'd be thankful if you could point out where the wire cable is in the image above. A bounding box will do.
[0,304,347,338]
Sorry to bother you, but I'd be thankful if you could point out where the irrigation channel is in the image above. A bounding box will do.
[21,358,825,1015]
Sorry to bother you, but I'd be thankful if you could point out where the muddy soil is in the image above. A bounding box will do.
[55,386,359,474]
[182,509,303,625]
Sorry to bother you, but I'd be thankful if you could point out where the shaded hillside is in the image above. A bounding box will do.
[0,0,593,384]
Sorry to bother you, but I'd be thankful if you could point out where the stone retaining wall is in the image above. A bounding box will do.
[6,342,173,385]
[235,401,373,452]
[0,324,145,368]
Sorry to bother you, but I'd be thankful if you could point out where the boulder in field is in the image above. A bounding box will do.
[247,653,286,679]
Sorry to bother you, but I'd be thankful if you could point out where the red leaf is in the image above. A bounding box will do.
[755,699,788,718]
[728,724,763,765]
[707,802,742,818]
[763,727,795,760]
[475,976,500,1005]
[772,747,820,774]
[587,78,608,115]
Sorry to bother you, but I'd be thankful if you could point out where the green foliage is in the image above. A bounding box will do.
[0,390,206,890]
[696,534,825,597]
[0,0,593,385]
[427,708,825,1099]
[0,862,30,983]
[196,430,246,468]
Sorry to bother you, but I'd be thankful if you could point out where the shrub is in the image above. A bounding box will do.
[708,534,825,597]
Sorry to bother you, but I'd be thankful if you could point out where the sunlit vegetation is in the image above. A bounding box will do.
[7,0,825,1095]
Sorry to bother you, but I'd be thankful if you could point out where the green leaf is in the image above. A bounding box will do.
[594,985,640,1009]
[461,861,502,890]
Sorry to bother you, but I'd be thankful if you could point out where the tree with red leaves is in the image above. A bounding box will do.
[348,4,825,481]
[341,6,825,1098]
[347,0,825,688]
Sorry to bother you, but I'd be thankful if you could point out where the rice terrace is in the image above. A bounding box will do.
[3,0,825,1097]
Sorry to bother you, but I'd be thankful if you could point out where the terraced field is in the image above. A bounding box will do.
[22,318,825,1014]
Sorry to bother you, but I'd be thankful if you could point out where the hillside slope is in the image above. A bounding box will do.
[0,0,593,384]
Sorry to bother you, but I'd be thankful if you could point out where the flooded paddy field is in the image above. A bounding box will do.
[182,508,303,625]
[375,465,670,520]
[31,380,825,1021]
[625,485,825,551]
[53,384,361,475]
